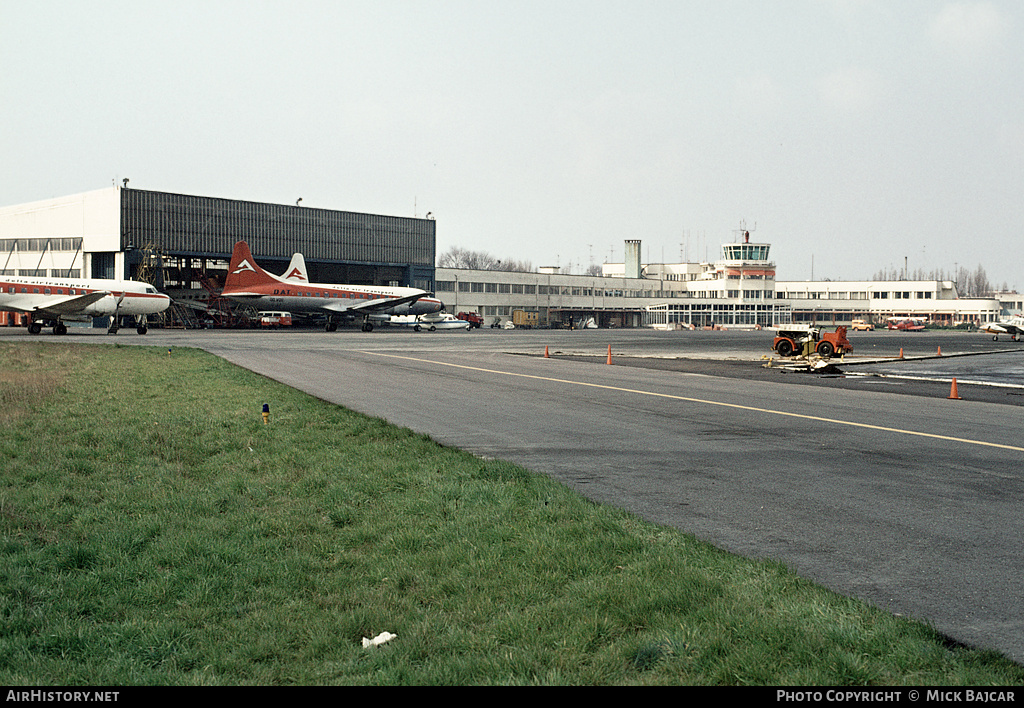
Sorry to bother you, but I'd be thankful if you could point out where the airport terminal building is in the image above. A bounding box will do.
[439,237,1009,329]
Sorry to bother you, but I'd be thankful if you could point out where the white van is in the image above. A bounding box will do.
[258,311,292,328]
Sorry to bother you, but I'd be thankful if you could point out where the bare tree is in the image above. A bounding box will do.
[872,263,998,297]
[501,258,534,272]
[965,264,993,298]
[437,246,533,272]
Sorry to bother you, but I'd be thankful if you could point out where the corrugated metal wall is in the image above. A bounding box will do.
[121,189,435,266]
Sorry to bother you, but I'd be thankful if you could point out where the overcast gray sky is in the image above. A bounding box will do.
[2,1,1021,287]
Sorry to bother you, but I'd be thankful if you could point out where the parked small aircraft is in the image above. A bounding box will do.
[886,316,926,331]
[221,241,443,331]
[980,315,1024,341]
[0,275,170,334]
[391,312,472,331]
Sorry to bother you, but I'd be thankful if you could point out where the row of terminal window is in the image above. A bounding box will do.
[438,281,935,302]
[781,291,934,300]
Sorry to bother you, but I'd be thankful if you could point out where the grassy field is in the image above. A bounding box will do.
[1,341,1022,686]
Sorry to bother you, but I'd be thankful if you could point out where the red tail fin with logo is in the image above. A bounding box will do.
[223,241,277,293]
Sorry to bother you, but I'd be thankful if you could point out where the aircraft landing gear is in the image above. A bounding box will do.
[360,315,374,332]
[27,319,67,335]
[108,294,128,334]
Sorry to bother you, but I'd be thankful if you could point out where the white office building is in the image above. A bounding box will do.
[438,236,1006,329]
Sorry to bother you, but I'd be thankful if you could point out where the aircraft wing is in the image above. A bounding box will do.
[5,291,111,318]
[321,292,425,314]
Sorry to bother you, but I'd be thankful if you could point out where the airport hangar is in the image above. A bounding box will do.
[0,185,437,325]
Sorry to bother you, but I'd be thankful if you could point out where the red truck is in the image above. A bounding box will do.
[456,312,483,329]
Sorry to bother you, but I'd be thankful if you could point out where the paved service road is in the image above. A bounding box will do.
[6,326,1024,662]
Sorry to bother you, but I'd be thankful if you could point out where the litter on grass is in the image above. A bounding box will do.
[362,631,397,648]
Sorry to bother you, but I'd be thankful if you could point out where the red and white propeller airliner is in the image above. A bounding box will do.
[221,241,443,331]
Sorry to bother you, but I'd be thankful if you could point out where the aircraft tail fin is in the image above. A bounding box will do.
[223,241,277,293]
[282,252,309,283]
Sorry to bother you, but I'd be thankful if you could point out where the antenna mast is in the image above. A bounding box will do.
[733,220,757,243]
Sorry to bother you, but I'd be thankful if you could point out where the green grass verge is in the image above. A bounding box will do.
[1,342,1022,685]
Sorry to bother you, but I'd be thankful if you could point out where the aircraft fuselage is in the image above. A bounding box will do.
[242,286,442,317]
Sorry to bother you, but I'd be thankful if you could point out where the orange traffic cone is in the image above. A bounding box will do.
[948,378,961,400]
[898,348,904,359]
[606,344,613,365]
[937,346,943,356]
[544,346,549,358]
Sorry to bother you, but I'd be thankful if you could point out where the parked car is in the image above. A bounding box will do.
[851,319,874,331]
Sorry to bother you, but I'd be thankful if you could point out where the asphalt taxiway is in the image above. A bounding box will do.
[4,325,1024,662]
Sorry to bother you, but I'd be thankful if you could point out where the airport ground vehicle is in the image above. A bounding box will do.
[259,311,292,327]
[512,309,538,329]
[457,311,483,328]
[772,325,853,358]
[851,319,873,331]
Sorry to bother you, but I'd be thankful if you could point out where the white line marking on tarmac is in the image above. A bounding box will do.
[361,351,1024,454]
